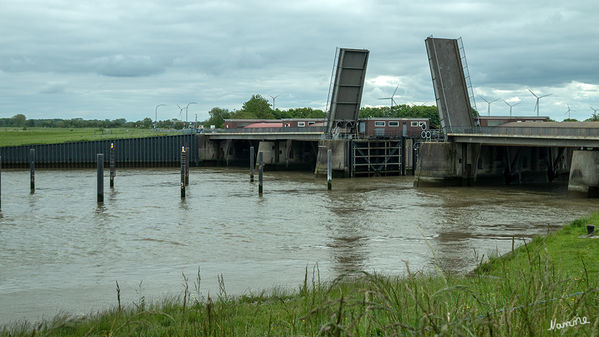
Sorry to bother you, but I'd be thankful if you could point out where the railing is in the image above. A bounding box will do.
[446,126,599,138]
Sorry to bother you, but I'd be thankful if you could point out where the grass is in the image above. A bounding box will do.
[2,212,599,336]
[0,128,178,147]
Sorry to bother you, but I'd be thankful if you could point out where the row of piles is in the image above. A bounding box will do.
[0,146,334,210]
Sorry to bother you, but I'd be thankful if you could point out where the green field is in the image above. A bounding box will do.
[0,128,178,147]
[2,212,598,336]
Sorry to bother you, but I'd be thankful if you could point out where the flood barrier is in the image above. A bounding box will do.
[0,134,198,168]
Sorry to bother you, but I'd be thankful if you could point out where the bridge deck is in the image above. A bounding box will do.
[448,124,599,147]
[204,127,325,141]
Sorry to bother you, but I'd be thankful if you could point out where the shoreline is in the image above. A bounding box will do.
[2,211,598,336]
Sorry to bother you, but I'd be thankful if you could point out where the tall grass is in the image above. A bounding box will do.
[2,216,598,336]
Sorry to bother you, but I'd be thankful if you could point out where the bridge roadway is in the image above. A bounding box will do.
[204,127,325,141]
[446,122,599,148]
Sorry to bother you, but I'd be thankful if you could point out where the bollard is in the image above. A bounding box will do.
[180,146,186,199]
[587,225,595,235]
[250,146,255,182]
[109,143,116,188]
[30,148,35,194]
[327,149,332,190]
[258,152,263,195]
[185,145,190,186]
[97,153,104,203]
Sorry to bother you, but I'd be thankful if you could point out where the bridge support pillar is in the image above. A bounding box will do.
[415,142,480,186]
[314,140,350,177]
[568,150,599,197]
[197,135,219,165]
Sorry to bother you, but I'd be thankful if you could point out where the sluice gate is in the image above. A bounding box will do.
[351,139,403,177]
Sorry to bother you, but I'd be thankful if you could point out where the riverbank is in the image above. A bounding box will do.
[0,127,174,146]
[2,212,597,336]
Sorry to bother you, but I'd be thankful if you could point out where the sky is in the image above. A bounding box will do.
[1,0,598,123]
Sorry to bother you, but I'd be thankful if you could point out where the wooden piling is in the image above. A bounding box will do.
[29,148,35,194]
[250,146,255,182]
[97,153,104,203]
[327,149,332,190]
[180,146,186,199]
[258,152,263,195]
[109,143,116,188]
[185,145,190,186]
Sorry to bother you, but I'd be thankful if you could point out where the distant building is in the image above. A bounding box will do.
[223,117,430,138]
[224,119,325,129]
[358,118,429,138]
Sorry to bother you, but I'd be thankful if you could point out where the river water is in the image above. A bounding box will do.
[0,168,596,324]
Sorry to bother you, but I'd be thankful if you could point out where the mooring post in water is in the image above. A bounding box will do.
[185,145,190,186]
[180,146,186,199]
[400,137,406,176]
[0,156,2,210]
[412,142,417,176]
[258,151,263,195]
[29,148,35,194]
[250,146,255,182]
[109,143,116,188]
[327,149,332,190]
[97,153,104,203]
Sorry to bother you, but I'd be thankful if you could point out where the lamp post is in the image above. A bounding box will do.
[186,102,197,128]
[154,104,166,128]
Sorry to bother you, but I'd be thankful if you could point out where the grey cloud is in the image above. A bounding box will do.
[39,82,68,94]
[1,0,598,121]
[92,55,170,77]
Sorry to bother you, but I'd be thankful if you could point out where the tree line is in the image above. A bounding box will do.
[3,94,489,130]
[203,94,446,128]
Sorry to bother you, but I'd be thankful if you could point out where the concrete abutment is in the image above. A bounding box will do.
[568,150,599,197]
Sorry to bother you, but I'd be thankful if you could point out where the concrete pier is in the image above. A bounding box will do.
[314,140,350,177]
[415,142,480,186]
[568,150,599,196]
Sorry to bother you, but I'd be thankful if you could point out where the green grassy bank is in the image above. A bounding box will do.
[0,128,174,147]
[2,212,598,336]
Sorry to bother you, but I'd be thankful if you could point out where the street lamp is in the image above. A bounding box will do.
[154,104,166,128]
[185,102,197,128]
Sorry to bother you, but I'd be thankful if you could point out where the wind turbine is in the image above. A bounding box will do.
[479,96,499,116]
[504,100,520,117]
[177,104,185,120]
[565,105,573,120]
[269,95,279,110]
[528,89,552,116]
[379,84,400,108]
[591,106,599,121]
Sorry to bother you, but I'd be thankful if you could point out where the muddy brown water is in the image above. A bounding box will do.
[0,168,596,324]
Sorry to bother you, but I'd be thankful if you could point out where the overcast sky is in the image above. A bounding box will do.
[1,0,598,122]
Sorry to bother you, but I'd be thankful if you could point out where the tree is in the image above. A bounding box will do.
[205,107,231,128]
[285,107,326,119]
[141,117,153,128]
[11,114,26,127]
[239,94,274,119]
